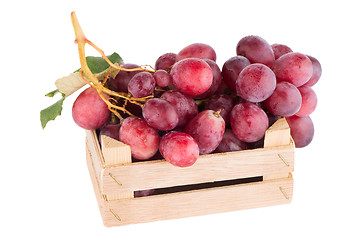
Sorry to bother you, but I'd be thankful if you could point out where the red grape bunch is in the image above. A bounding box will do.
[71,34,321,172]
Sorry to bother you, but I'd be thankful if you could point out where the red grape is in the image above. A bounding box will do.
[154,70,171,87]
[236,63,276,102]
[296,85,317,117]
[222,56,251,92]
[128,72,155,98]
[170,58,213,96]
[304,55,322,87]
[236,35,275,67]
[176,43,216,62]
[142,98,179,131]
[161,90,198,128]
[155,53,177,70]
[230,102,269,142]
[264,82,302,117]
[108,63,141,92]
[194,59,222,99]
[204,94,235,125]
[215,129,247,153]
[119,117,160,160]
[286,115,314,148]
[271,43,293,60]
[160,131,199,167]
[184,110,225,154]
[72,87,110,130]
[272,52,313,87]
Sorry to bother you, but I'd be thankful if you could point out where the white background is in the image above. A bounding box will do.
[1,0,359,239]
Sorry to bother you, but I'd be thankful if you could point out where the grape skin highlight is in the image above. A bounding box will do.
[264,82,302,117]
[142,98,179,131]
[160,131,199,167]
[236,63,276,103]
[230,102,269,143]
[119,117,160,160]
[128,72,156,98]
[170,58,213,96]
[185,110,225,154]
[272,52,313,87]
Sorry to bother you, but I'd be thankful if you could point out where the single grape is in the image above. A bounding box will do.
[236,35,275,67]
[204,94,235,125]
[154,70,171,87]
[215,129,247,153]
[142,98,179,131]
[128,72,156,98]
[222,56,251,92]
[160,131,199,167]
[108,63,141,92]
[272,52,313,87]
[194,59,222,99]
[264,82,302,117]
[271,43,293,60]
[304,55,322,87]
[286,115,314,148]
[99,124,120,143]
[184,110,225,154]
[119,117,160,160]
[155,53,177,70]
[170,58,213,96]
[230,102,269,143]
[176,43,216,62]
[72,87,110,130]
[296,85,317,117]
[161,90,198,128]
[236,63,276,103]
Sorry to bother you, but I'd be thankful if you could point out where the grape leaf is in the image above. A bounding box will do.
[85,52,122,74]
[41,52,123,129]
[40,94,66,129]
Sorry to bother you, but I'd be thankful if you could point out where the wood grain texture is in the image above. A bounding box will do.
[102,177,293,227]
[264,118,291,148]
[101,145,294,194]
[84,118,296,227]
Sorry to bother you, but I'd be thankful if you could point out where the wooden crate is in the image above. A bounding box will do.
[85,118,294,227]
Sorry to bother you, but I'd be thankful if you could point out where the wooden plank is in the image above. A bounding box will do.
[264,118,291,148]
[101,145,294,194]
[85,131,105,188]
[100,134,134,200]
[100,135,132,167]
[85,143,111,227]
[101,177,293,227]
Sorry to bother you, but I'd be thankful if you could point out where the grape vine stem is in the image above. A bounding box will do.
[71,11,152,119]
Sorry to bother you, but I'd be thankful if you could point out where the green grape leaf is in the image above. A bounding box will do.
[86,52,122,74]
[40,94,66,129]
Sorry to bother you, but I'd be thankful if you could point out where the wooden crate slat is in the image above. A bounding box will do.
[101,145,294,194]
[100,177,293,227]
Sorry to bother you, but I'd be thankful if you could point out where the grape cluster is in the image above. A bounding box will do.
[73,35,321,172]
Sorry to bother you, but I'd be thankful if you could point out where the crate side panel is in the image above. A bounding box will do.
[102,177,293,227]
[85,144,112,227]
[102,145,294,194]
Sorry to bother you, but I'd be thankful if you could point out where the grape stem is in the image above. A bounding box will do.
[71,11,153,119]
